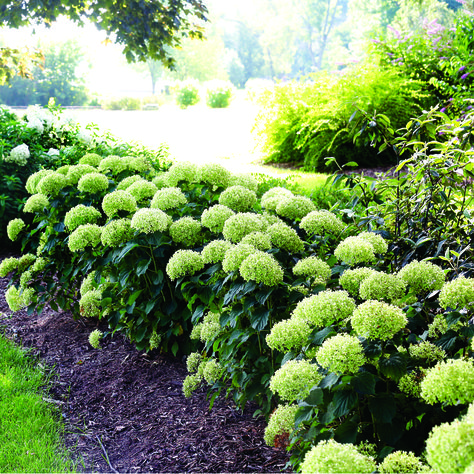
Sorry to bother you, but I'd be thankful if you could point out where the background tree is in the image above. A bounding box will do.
[0,0,209,67]
[0,40,88,106]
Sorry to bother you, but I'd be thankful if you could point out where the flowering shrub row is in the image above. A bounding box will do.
[2,141,474,471]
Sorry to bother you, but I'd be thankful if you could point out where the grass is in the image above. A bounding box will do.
[0,333,75,473]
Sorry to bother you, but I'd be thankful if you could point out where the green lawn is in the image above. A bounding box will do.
[0,333,76,472]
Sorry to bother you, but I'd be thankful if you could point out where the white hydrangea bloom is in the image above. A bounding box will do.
[5,144,30,166]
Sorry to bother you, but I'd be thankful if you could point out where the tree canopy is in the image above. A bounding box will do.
[0,0,209,66]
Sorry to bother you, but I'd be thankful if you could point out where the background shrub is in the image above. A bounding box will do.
[254,64,428,172]
[175,81,200,109]
[206,81,233,108]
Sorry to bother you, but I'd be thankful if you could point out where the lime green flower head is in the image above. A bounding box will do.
[7,218,25,241]
[240,231,272,251]
[293,256,331,285]
[421,359,474,405]
[218,185,257,212]
[79,289,102,318]
[339,267,376,298]
[239,250,284,286]
[5,286,24,312]
[398,369,425,398]
[20,270,33,288]
[398,260,445,294]
[201,204,235,234]
[316,334,366,375]
[266,318,312,352]
[300,439,376,474]
[149,332,160,350]
[335,236,376,265]
[65,205,102,232]
[18,253,36,272]
[88,329,103,349]
[150,187,187,211]
[261,211,284,227]
[80,271,98,297]
[169,217,202,247]
[222,212,265,243]
[182,373,202,398]
[166,249,204,280]
[20,287,35,307]
[378,451,428,474]
[55,165,70,176]
[127,156,151,173]
[351,300,407,341]
[79,152,102,167]
[359,272,407,303]
[229,173,258,192]
[127,180,158,203]
[36,172,68,197]
[199,312,222,343]
[292,290,356,327]
[151,173,169,190]
[358,231,388,254]
[300,210,345,237]
[409,341,446,362]
[425,418,474,473]
[267,222,305,253]
[77,172,110,194]
[201,239,233,264]
[25,170,54,194]
[98,155,128,175]
[222,243,255,273]
[23,193,49,213]
[428,314,449,339]
[68,224,102,252]
[131,208,172,234]
[275,195,316,220]
[186,352,202,373]
[439,277,474,311]
[117,175,143,190]
[101,219,133,247]
[0,257,19,277]
[166,161,200,186]
[264,404,299,447]
[102,190,137,218]
[202,358,224,384]
[269,359,323,402]
[66,164,97,185]
[199,163,232,188]
[261,187,294,211]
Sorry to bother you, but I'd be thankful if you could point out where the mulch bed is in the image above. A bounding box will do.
[0,253,290,473]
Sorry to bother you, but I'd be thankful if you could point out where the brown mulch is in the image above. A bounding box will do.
[0,254,290,473]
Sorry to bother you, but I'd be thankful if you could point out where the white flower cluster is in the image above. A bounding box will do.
[4,144,30,166]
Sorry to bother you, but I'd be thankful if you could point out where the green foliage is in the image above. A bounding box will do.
[206,81,233,108]
[0,0,208,66]
[371,7,474,117]
[254,64,427,171]
[175,81,200,108]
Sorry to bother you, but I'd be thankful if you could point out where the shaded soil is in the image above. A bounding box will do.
[0,256,290,473]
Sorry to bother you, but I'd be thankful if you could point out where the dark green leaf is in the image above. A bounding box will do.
[294,405,315,427]
[171,341,179,357]
[128,289,143,306]
[255,288,273,305]
[319,372,340,389]
[368,393,396,423]
[334,420,358,444]
[300,387,324,407]
[378,353,406,380]
[136,259,151,276]
[192,305,206,324]
[113,242,139,263]
[250,307,270,331]
[145,300,156,315]
[135,325,147,343]
[311,326,336,345]
[333,390,358,418]
[351,372,376,395]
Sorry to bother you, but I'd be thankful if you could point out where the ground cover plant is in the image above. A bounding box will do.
[0,333,75,472]
[3,99,474,472]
